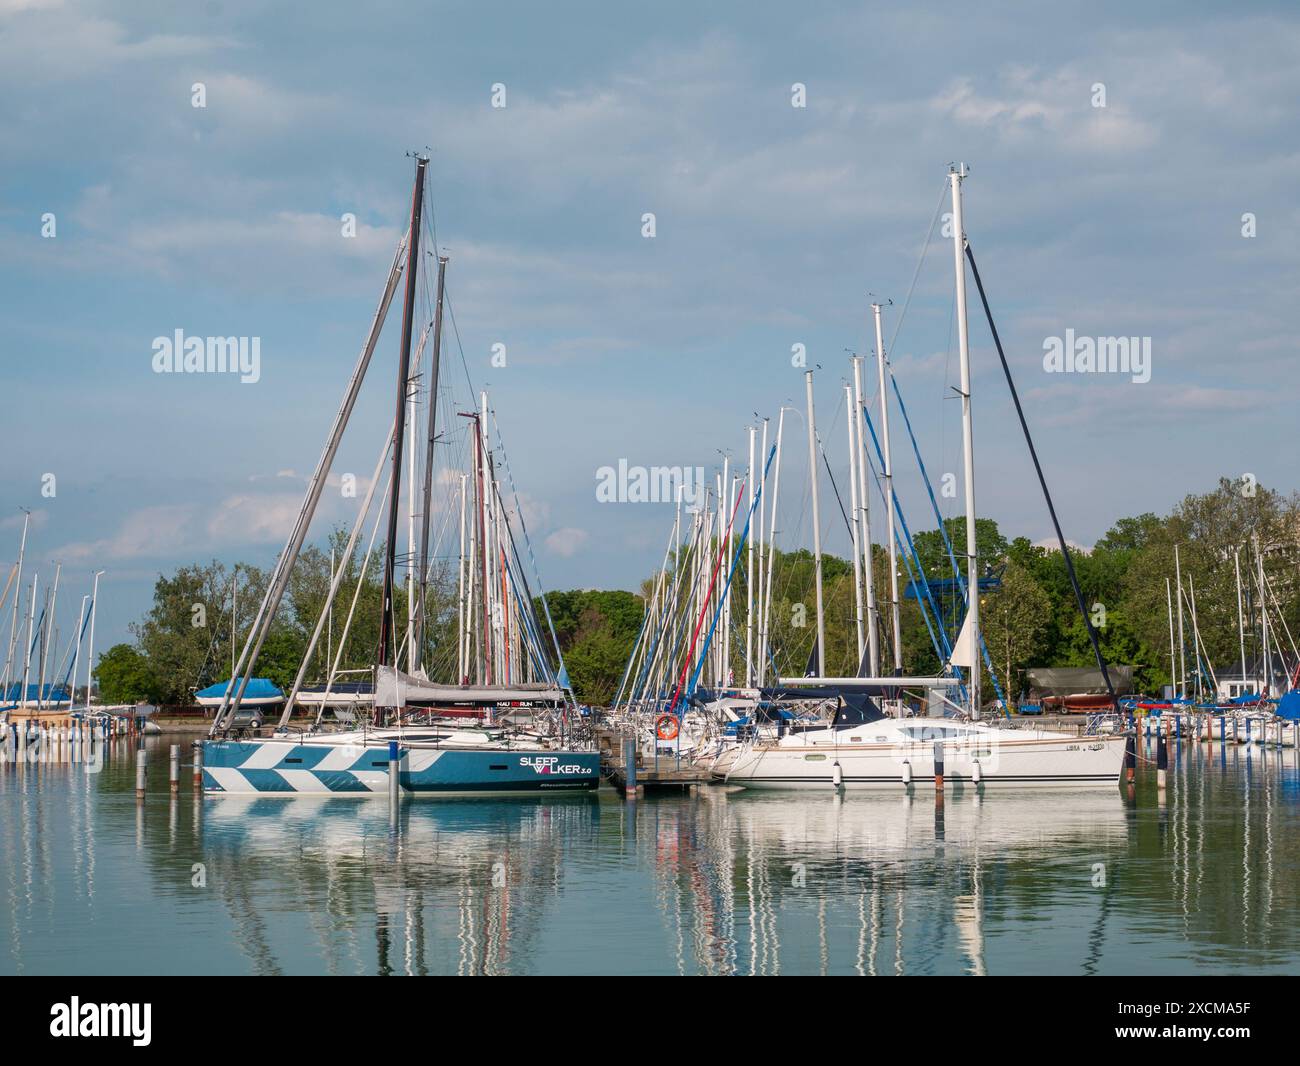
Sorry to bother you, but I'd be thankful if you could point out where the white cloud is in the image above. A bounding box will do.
[544,527,589,558]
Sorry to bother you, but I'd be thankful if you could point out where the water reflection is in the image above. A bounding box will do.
[1,735,1299,974]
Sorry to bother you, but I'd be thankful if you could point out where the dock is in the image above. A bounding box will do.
[595,727,714,795]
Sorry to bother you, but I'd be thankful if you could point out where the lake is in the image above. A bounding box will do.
[2,733,1298,975]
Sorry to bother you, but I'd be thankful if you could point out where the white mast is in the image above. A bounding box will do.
[1165,577,1176,697]
[745,425,756,688]
[805,370,826,676]
[406,366,418,673]
[37,561,60,709]
[1174,544,1186,699]
[457,473,468,685]
[1256,535,1270,694]
[231,564,238,680]
[20,574,37,708]
[873,301,902,672]
[67,595,89,712]
[950,164,980,717]
[844,383,866,663]
[84,570,104,711]
[1234,547,1248,691]
[851,358,879,675]
[758,409,785,686]
[3,508,30,692]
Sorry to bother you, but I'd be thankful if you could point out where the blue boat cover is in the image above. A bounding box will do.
[1277,691,1300,721]
[2,682,72,704]
[196,678,284,700]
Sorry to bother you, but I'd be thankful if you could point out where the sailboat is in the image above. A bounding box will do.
[201,158,598,796]
[723,166,1126,790]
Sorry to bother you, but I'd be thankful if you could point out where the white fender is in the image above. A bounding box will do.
[831,761,843,788]
[972,759,982,785]
[901,760,912,786]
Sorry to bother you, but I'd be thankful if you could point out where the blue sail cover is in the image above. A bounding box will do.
[1277,691,1300,721]
[195,678,284,701]
[2,682,72,706]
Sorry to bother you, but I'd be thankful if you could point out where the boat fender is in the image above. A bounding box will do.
[901,760,912,786]
[831,761,843,788]
[655,714,679,742]
[972,759,981,785]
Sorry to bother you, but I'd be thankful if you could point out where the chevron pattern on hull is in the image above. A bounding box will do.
[202,739,600,795]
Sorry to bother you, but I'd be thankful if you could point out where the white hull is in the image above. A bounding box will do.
[726,719,1126,790]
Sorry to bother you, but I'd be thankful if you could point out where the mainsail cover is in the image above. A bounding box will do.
[948,610,976,669]
[375,666,565,706]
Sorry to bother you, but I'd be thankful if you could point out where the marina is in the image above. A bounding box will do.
[3,725,1299,975]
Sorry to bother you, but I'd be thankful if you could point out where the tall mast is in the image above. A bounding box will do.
[1174,544,1186,699]
[873,301,902,672]
[844,383,866,662]
[745,426,756,688]
[37,562,60,708]
[1256,535,1270,694]
[804,370,826,676]
[1234,547,1248,690]
[1165,577,1176,696]
[414,254,449,671]
[851,358,879,674]
[21,574,37,708]
[456,472,468,685]
[84,570,103,711]
[3,508,30,693]
[950,164,980,717]
[376,154,427,706]
[759,409,785,686]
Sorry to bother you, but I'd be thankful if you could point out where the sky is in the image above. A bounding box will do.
[2,0,1298,662]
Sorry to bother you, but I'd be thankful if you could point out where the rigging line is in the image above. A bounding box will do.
[887,178,949,355]
[964,241,1117,712]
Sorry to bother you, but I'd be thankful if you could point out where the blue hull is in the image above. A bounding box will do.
[202,739,600,795]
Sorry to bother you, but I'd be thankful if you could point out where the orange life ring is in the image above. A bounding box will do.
[655,714,680,741]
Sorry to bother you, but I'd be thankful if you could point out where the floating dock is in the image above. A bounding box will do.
[595,727,714,796]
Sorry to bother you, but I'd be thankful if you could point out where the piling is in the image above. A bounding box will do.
[1156,732,1168,789]
[169,744,180,795]
[387,740,400,804]
[193,741,203,784]
[933,740,945,792]
[135,748,147,800]
[623,736,639,799]
[1124,733,1136,784]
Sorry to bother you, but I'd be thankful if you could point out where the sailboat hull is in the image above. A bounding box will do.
[726,732,1126,790]
[201,738,600,796]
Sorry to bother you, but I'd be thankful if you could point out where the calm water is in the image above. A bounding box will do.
[2,734,1299,975]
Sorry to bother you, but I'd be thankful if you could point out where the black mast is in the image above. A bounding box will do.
[413,254,448,669]
[377,155,427,714]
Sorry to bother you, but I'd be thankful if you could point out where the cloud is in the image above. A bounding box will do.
[544,527,589,558]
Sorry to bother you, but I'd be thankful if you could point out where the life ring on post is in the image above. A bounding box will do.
[655,714,680,741]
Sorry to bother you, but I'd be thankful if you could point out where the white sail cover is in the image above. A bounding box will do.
[949,610,976,669]
[375,665,566,706]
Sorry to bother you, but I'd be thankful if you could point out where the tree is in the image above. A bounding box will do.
[95,643,159,704]
[980,561,1051,701]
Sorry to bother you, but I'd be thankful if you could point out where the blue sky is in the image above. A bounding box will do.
[2,0,1298,658]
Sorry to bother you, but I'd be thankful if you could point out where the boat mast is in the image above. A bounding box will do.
[84,570,103,711]
[1256,535,1270,694]
[456,472,468,684]
[376,155,427,718]
[758,408,785,685]
[1234,547,1248,690]
[1174,544,1186,699]
[851,358,879,674]
[21,575,37,709]
[1165,577,1176,697]
[873,301,902,672]
[3,509,30,694]
[37,562,60,708]
[414,254,449,671]
[745,425,755,688]
[844,383,865,663]
[949,164,980,718]
[804,370,826,676]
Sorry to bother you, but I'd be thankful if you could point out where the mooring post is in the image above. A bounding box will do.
[1124,732,1136,785]
[169,744,180,795]
[388,740,401,804]
[933,740,944,792]
[1156,730,1168,790]
[193,740,203,784]
[623,735,638,799]
[135,748,147,800]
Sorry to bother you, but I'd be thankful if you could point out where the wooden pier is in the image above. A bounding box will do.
[595,727,714,795]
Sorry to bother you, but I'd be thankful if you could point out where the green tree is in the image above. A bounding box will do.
[95,643,159,704]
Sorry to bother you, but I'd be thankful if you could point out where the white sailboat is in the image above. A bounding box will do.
[725,166,1126,790]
